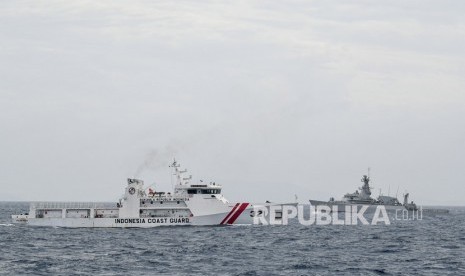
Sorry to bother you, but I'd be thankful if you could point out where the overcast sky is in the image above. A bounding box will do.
[1,1,464,205]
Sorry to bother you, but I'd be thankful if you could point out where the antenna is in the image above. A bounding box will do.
[170,158,177,190]
[171,168,174,191]
[396,186,399,198]
[368,167,371,178]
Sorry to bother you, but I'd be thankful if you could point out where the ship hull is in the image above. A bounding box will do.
[27,217,191,228]
[24,206,259,228]
[309,200,405,212]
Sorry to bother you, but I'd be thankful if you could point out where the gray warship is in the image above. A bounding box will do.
[309,174,418,211]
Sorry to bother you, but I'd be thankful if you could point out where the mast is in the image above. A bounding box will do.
[403,193,409,206]
[170,159,191,186]
[360,167,372,197]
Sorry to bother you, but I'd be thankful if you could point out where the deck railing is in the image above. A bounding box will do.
[31,202,117,209]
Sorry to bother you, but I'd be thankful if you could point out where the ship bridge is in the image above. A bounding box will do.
[170,160,223,194]
[185,184,222,195]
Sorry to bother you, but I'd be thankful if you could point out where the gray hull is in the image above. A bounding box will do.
[309,200,405,212]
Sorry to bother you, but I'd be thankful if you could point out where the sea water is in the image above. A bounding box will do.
[1,202,464,275]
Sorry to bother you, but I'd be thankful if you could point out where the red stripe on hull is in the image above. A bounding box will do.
[226,203,249,224]
[220,203,240,225]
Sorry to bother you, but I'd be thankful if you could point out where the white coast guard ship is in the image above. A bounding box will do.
[12,160,287,228]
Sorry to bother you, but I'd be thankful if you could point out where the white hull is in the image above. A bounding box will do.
[27,217,191,228]
[11,214,29,222]
[25,206,258,228]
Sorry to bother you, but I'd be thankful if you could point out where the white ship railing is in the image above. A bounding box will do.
[31,202,117,209]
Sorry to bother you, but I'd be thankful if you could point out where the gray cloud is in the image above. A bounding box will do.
[0,0,464,205]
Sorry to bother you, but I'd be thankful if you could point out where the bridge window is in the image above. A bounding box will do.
[188,188,221,194]
[200,189,221,194]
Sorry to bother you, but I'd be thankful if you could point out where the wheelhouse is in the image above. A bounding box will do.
[186,185,221,195]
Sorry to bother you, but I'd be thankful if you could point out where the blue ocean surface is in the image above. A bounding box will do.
[1,202,464,275]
